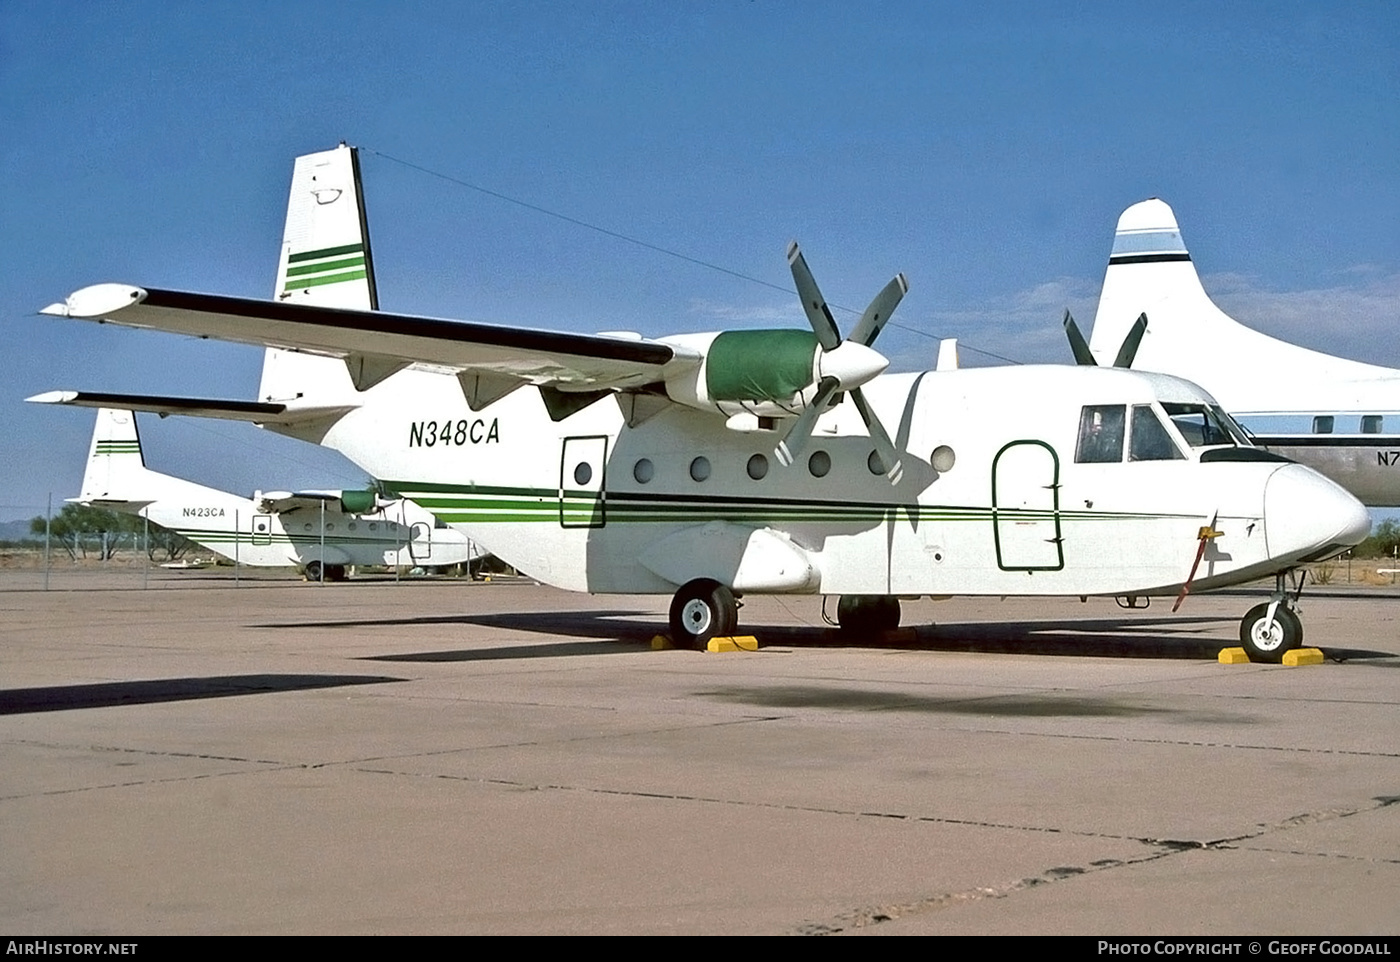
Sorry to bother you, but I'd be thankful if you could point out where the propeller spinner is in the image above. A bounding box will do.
[775,243,907,484]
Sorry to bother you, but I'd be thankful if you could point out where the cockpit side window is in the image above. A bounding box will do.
[1129,405,1186,461]
[1076,405,1126,463]
[1161,403,1241,447]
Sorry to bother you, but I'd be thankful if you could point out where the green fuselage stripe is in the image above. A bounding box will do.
[381,481,1186,526]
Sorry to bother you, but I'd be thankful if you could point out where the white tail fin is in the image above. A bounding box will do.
[1090,198,1395,414]
[79,408,150,503]
[259,144,377,407]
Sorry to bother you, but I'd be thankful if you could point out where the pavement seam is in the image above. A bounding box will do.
[787,796,1400,934]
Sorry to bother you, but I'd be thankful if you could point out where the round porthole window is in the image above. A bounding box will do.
[633,458,654,483]
[573,462,593,486]
[747,453,768,480]
[690,456,711,482]
[867,450,886,475]
[808,450,831,478]
[932,445,956,472]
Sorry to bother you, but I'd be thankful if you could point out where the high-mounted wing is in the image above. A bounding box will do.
[41,284,700,396]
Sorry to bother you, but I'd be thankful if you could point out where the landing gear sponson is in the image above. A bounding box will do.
[668,582,904,649]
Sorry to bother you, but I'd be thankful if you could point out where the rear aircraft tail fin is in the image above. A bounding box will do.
[1089,198,1216,369]
[1089,199,1395,413]
[259,143,377,407]
[78,408,152,504]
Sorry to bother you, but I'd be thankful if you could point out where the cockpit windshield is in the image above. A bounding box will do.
[1160,403,1250,448]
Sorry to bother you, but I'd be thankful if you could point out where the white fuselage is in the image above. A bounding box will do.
[293,364,1365,598]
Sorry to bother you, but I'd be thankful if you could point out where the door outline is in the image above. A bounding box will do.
[251,514,273,547]
[559,435,608,528]
[409,521,431,562]
[991,439,1064,571]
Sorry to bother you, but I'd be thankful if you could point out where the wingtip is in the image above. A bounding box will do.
[26,390,78,405]
[39,284,146,319]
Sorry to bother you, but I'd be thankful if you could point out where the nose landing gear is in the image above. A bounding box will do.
[1238,571,1307,663]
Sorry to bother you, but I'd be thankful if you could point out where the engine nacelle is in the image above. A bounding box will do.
[659,330,825,418]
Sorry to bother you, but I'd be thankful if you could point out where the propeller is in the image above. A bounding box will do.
[1064,310,1147,368]
[775,242,907,484]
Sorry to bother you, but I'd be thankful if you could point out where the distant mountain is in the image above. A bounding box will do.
[0,518,42,543]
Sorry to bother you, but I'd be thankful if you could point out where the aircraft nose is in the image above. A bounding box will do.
[1264,464,1371,561]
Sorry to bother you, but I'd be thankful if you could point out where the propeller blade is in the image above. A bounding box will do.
[1113,313,1148,368]
[848,273,909,347]
[787,241,842,351]
[774,376,839,467]
[1063,310,1097,366]
[850,388,904,484]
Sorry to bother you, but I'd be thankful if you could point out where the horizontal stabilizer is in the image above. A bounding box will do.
[28,390,352,425]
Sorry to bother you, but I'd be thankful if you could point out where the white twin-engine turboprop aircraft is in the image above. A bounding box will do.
[34,145,1370,661]
[73,406,479,580]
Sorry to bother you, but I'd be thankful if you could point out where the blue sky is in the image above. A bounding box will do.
[3,1,1398,521]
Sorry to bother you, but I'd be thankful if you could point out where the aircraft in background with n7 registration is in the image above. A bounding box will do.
[1065,197,1400,508]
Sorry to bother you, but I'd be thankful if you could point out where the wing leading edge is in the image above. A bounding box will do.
[41,284,700,394]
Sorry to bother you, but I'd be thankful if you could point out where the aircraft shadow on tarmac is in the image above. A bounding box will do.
[692,684,1250,721]
[0,674,404,716]
[330,609,1397,664]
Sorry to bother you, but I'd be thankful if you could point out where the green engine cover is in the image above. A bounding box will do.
[338,489,379,515]
[704,329,818,401]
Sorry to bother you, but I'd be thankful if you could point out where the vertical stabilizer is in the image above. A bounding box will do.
[259,144,377,406]
[79,408,149,503]
[1088,198,1397,413]
[1089,198,1208,368]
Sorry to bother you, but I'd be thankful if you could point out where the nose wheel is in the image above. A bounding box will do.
[1238,571,1306,663]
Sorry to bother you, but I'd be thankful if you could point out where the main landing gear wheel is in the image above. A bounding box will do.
[836,595,901,636]
[304,561,323,582]
[1239,603,1303,663]
[669,579,738,650]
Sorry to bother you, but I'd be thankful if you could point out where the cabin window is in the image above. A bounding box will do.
[808,450,831,478]
[1075,405,1125,463]
[633,458,654,483]
[369,523,378,531]
[1313,415,1335,434]
[1362,415,1384,434]
[746,454,768,480]
[1129,405,1185,461]
[573,462,593,486]
[867,450,887,475]
[348,523,357,531]
[689,456,711,482]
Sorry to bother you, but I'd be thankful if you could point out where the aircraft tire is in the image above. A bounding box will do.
[304,561,323,582]
[1239,603,1303,663]
[669,579,737,650]
[837,595,900,636]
